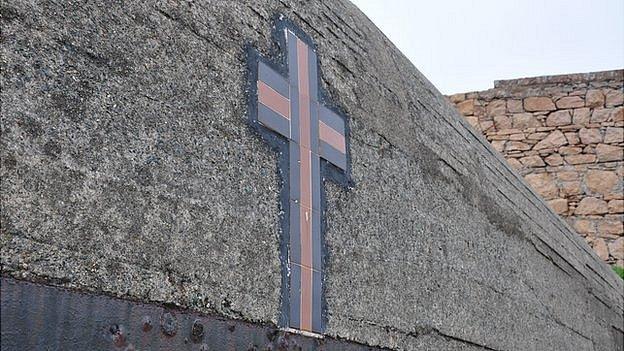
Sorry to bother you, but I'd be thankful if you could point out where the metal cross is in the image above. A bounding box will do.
[249,25,348,333]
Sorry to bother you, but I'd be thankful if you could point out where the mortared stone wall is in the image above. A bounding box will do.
[449,70,624,266]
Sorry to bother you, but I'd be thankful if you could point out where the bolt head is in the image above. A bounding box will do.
[142,316,152,332]
[109,324,125,347]
[190,319,204,342]
[160,312,177,337]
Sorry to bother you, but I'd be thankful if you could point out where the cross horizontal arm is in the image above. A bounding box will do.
[318,106,347,170]
[257,62,291,139]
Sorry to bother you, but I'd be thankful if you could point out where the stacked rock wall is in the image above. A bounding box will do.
[450,70,624,266]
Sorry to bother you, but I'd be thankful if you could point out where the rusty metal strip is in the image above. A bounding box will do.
[0,277,385,351]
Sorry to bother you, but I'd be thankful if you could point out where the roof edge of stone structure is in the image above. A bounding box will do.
[493,69,624,88]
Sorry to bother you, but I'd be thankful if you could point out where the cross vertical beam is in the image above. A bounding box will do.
[288,31,322,332]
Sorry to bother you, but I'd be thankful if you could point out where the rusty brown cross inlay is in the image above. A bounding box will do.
[248,20,349,334]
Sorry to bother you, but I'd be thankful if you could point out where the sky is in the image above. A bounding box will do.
[350,0,624,94]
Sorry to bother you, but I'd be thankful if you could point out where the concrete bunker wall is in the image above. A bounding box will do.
[1,1,622,350]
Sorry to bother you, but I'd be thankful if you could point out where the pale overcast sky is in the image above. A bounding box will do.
[350,0,624,94]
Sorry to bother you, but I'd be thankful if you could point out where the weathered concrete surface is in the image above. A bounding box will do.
[1,1,622,350]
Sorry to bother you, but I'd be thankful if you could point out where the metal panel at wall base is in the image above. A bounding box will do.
[0,277,384,351]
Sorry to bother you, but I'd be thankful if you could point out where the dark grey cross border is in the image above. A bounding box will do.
[246,17,352,334]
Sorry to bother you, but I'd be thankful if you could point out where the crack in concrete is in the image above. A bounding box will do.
[344,316,502,351]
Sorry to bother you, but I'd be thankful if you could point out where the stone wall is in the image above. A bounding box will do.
[449,70,624,266]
